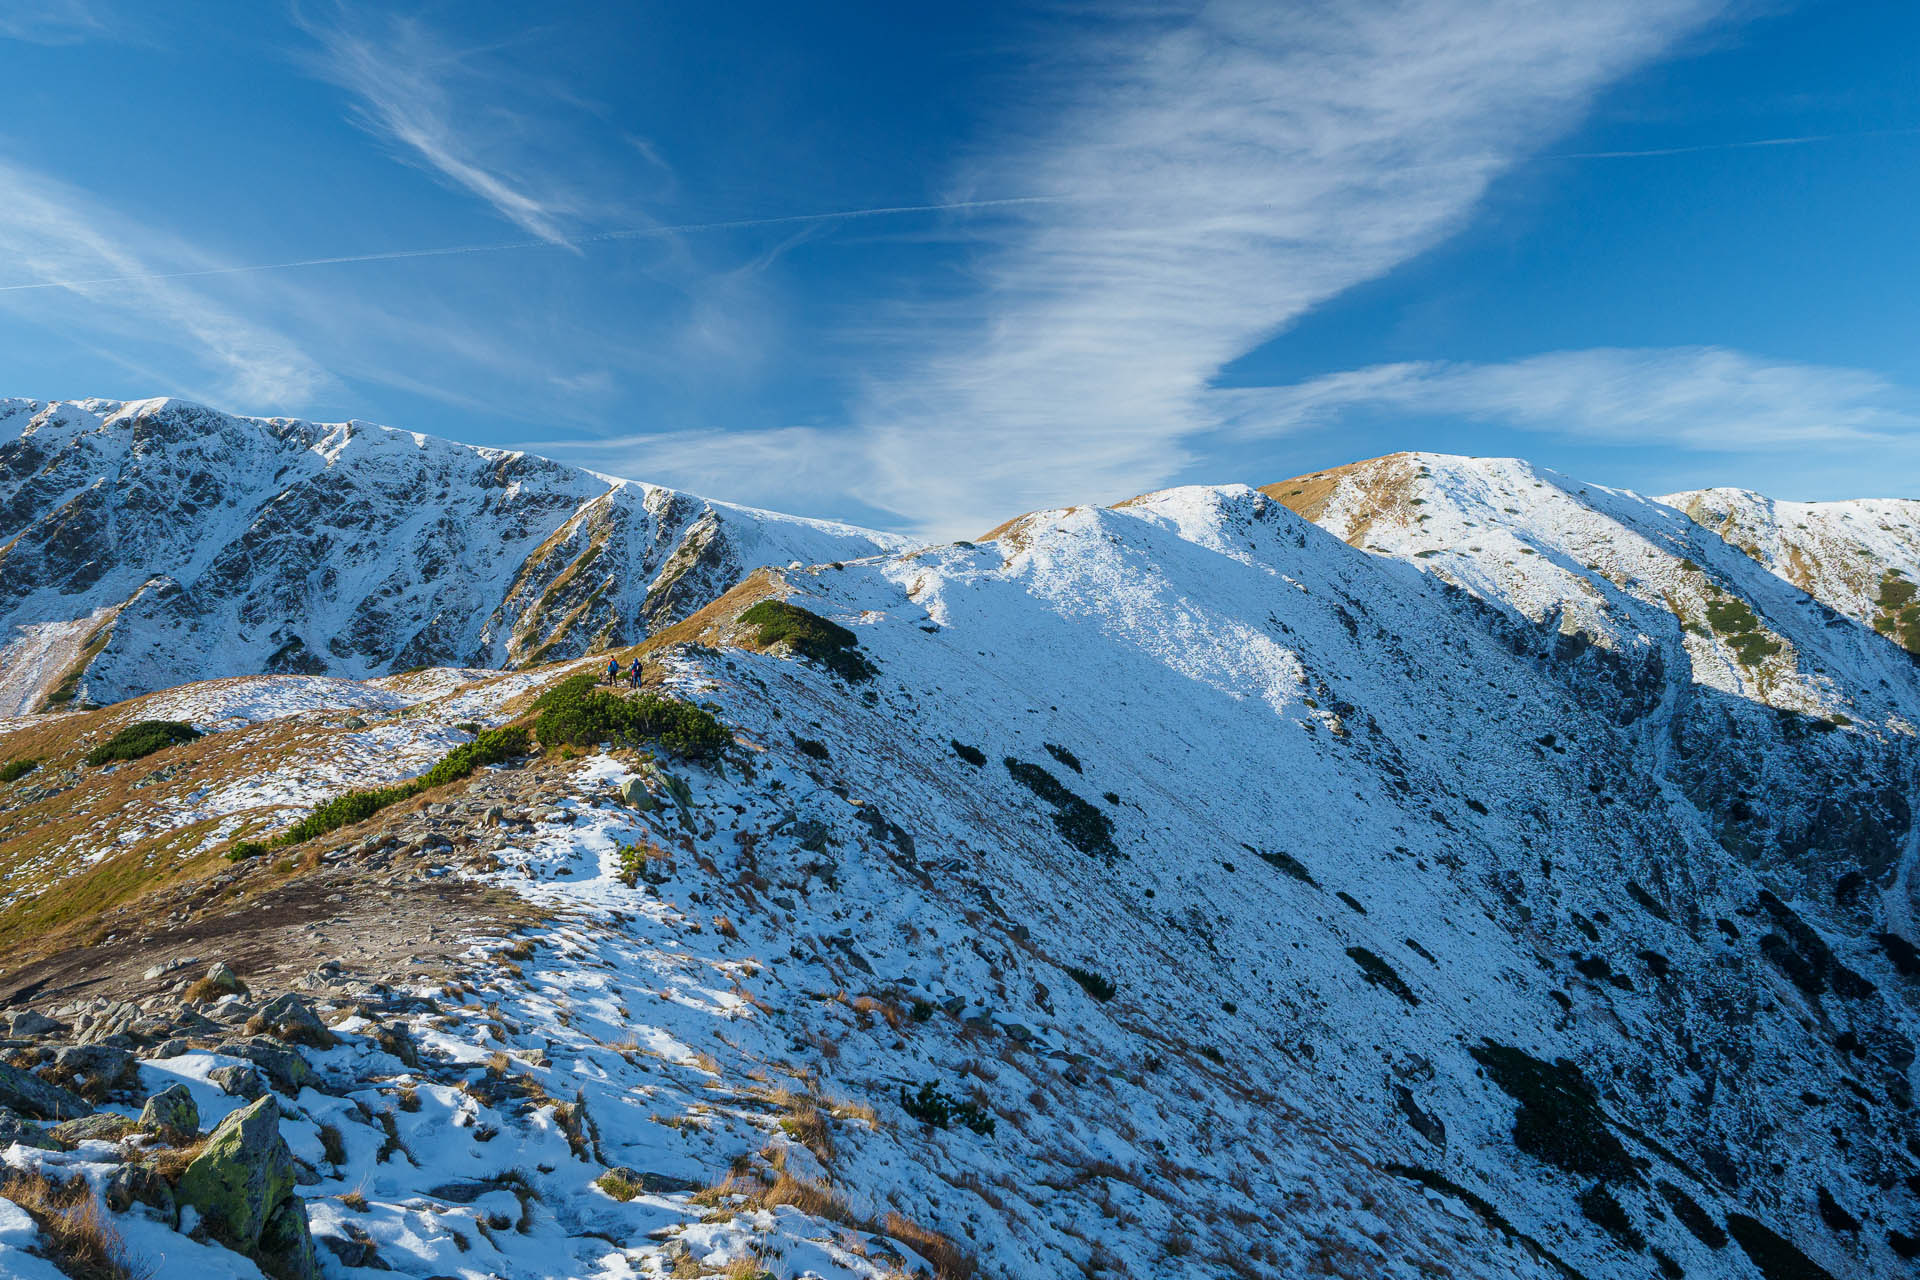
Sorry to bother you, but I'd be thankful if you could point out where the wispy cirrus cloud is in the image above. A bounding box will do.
[293,4,584,244]
[841,0,1734,536]
[1214,347,1920,448]
[0,155,330,406]
[0,1,112,45]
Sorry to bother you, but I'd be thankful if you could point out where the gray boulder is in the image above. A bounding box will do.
[50,1043,137,1096]
[4,1010,62,1037]
[139,1081,200,1138]
[213,1038,318,1095]
[52,1111,135,1144]
[0,1110,59,1149]
[106,1161,176,1223]
[256,995,333,1048]
[0,1060,89,1120]
[176,1094,316,1279]
[208,1063,267,1101]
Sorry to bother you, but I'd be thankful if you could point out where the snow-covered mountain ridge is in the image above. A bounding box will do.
[0,432,1917,1278]
[0,397,908,716]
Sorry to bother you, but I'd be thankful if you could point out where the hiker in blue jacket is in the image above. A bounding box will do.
[628,656,643,689]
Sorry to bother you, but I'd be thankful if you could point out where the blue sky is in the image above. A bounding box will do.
[2,1,1917,536]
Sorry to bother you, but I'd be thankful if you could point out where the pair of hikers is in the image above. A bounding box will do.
[604,655,643,689]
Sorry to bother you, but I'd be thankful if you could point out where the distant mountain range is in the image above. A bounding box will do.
[0,397,907,715]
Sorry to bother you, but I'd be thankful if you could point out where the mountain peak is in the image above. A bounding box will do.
[0,396,907,715]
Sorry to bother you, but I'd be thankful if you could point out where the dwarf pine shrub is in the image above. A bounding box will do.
[740,600,876,683]
[1065,965,1117,1002]
[0,758,40,783]
[530,674,731,761]
[84,720,201,766]
[1003,757,1117,857]
[899,1081,994,1135]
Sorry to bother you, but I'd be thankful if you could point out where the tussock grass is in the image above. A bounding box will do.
[1,1167,149,1279]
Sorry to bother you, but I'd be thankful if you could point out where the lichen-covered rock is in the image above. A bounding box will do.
[618,776,656,809]
[51,1111,134,1144]
[0,1110,59,1149]
[256,1195,318,1280]
[176,1095,296,1251]
[0,1060,89,1120]
[202,961,244,995]
[139,1081,200,1138]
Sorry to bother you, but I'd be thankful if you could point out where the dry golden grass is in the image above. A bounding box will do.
[759,1171,848,1223]
[148,1136,207,1183]
[883,1211,976,1280]
[772,1091,834,1164]
[0,1168,149,1280]
[1258,453,1421,546]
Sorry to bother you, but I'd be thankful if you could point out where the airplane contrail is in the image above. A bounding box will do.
[0,194,1065,294]
[1548,125,1920,161]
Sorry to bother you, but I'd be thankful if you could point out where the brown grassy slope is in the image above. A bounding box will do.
[1260,453,1425,548]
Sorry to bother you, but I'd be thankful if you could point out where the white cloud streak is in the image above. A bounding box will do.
[295,6,579,243]
[0,1,112,45]
[846,0,1732,536]
[1214,347,1920,448]
[0,156,330,405]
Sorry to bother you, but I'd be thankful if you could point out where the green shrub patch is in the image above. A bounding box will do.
[899,1081,994,1135]
[1065,965,1117,1002]
[84,720,202,766]
[1725,1213,1838,1280]
[1003,757,1117,857]
[1469,1040,1637,1182]
[740,600,876,683]
[529,674,731,761]
[0,758,40,783]
[279,726,529,846]
[1346,947,1418,1005]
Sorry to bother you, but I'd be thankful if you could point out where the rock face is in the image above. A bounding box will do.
[177,1094,314,1280]
[0,397,908,713]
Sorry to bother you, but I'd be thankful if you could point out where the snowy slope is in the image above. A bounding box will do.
[0,460,1916,1279]
[0,397,909,715]
[1661,486,1920,658]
